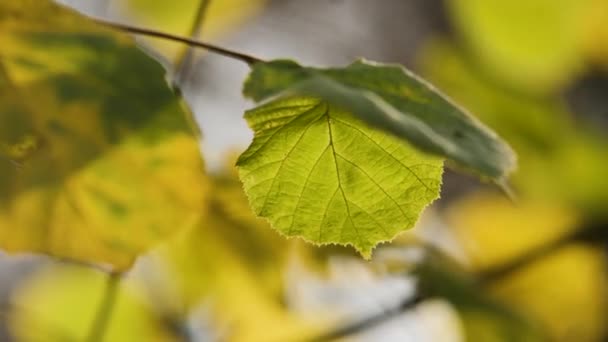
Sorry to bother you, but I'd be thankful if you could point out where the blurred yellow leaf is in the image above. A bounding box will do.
[490,245,608,342]
[446,192,579,270]
[0,0,207,270]
[581,0,608,68]
[10,265,176,342]
[446,192,607,341]
[447,0,589,92]
[111,0,267,62]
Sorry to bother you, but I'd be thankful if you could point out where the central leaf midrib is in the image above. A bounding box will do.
[325,108,363,247]
[276,103,420,244]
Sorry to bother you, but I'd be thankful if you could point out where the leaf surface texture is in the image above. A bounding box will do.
[238,97,443,256]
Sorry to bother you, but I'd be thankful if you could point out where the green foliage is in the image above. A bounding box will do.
[238,58,517,256]
[0,0,518,267]
[237,97,443,257]
[0,0,206,270]
[420,40,608,213]
[1,0,606,340]
[0,1,542,340]
[243,59,516,180]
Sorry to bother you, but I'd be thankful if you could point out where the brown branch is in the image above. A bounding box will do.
[308,220,608,341]
[307,294,424,342]
[91,18,263,66]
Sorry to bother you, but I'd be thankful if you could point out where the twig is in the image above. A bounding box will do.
[173,0,212,86]
[307,295,424,342]
[479,220,608,282]
[309,220,608,341]
[91,18,263,66]
[493,178,517,205]
[86,272,121,342]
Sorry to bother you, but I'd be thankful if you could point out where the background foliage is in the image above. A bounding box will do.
[0,0,607,341]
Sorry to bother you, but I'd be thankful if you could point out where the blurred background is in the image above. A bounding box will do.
[2,0,608,341]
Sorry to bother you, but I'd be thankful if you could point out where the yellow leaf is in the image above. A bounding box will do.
[489,245,608,342]
[447,193,607,341]
[446,192,579,271]
[581,0,608,68]
[0,0,207,270]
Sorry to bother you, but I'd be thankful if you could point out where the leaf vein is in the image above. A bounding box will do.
[258,112,325,215]
[332,117,434,192]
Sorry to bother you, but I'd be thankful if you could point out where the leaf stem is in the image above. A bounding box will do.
[92,18,263,66]
[86,272,121,342]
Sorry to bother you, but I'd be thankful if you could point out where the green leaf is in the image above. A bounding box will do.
[243,59,515,180]
[0,0,207,270]
[419,40,608,213]
[237,97,443,257]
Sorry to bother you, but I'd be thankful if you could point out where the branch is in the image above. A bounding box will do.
[478,220,608,282]
[86,272,121,342]
[91,18,263,66]
[309,220,608,341]
[308,295,424,342]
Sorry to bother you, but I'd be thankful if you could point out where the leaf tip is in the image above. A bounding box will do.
[355,245,375,260]
[494,178,518,205]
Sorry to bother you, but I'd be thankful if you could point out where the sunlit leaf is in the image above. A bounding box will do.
[0,0,207,270]
[244,59,516,180]
[237,96,443,257]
